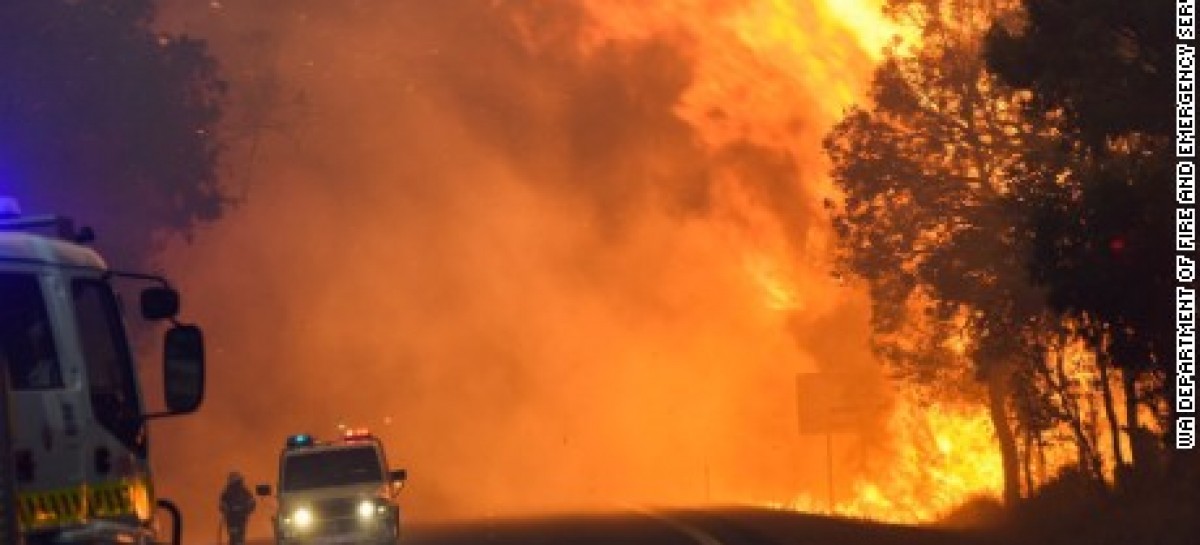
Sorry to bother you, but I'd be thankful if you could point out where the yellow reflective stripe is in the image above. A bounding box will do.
[17,477,151,531]
[89,481,134,516]
[17,488,86,530]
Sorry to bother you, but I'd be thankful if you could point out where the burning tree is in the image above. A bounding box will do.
[821,0,1138,505]
[986,0,1176,481]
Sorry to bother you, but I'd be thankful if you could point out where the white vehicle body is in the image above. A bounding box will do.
[1,200,205,544]
[260,432,406,545]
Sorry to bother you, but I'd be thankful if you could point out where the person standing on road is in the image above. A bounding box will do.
[220,470,256,545]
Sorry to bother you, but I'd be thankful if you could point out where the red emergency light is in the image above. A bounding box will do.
[343,427,373,441]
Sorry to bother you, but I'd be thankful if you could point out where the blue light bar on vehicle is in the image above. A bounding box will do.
[0,196,20,219]
[286,434,315,448]
[0,197,89,242]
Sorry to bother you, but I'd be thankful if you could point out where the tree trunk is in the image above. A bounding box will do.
[1022,427,1035,498]
[1036,432,1047,485]
[1053,350,1105,486]
[1096,360,1125,474]
[1071,414,1105,485]
[986,367,1021,506]
[1121,368,1140,468]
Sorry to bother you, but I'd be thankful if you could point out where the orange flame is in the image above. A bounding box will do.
[151,1,1021,537]
[578,0,908,321]
[577,0,1011,524]
[769,396,1004,523]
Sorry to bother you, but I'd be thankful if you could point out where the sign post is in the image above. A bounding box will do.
[796,373,864,515]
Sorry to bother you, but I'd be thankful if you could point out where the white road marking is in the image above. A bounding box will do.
[627,506,725,545]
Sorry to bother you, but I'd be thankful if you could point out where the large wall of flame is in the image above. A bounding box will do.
[151,1,893,541]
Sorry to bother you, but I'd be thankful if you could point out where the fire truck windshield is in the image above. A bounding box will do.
[0,272,64,390]
[282,445,385,491]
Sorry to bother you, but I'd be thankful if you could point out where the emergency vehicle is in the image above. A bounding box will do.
[256,429,407,545]
[0,197,206,544]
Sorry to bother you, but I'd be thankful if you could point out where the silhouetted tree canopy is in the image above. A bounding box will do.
[0,0,229,268]
[825,0,1177,500]
[825,1,1065,504]
[987,0,1174,379]
[986,0,1172,147]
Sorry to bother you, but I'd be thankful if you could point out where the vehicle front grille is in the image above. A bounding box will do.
[315,498,357,519]
[302,498,392,539]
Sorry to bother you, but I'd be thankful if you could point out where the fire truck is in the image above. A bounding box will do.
[255,429,407,545]
[0,197,206,544]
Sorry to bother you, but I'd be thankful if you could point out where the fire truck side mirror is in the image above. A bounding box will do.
[163,324,205,414]
[255,484,272,497]
[390,469,407,483]
[141,287,180,320]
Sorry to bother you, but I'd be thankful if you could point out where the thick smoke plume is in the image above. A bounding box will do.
[151,1,892,541]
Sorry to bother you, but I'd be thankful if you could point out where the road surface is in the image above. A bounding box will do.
[246,507,997,545]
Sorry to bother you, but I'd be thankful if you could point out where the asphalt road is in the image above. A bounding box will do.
[248,507,996,545]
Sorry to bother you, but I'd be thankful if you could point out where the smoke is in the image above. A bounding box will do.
[150,1,890,541]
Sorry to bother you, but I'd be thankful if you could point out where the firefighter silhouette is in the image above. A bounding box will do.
[219,471,256,545]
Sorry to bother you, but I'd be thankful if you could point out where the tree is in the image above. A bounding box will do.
[825,0,1079,504]
[0,0,230,269]
[986,0,1175,472]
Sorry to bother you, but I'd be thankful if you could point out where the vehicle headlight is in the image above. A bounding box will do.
[357,499,391,519]
[291,507,314,528]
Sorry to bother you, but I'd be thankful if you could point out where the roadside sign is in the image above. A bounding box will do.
[796,372,865,434]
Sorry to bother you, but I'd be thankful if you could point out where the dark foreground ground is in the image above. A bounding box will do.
[239,462,1200,545]
[246,507,995,545]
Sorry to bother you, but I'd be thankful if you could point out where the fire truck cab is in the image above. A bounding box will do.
[0,197,205,544]
[256,430,407,545]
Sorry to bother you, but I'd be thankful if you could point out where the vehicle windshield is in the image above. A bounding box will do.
[281,445,385,491]
[0,272,64,390]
